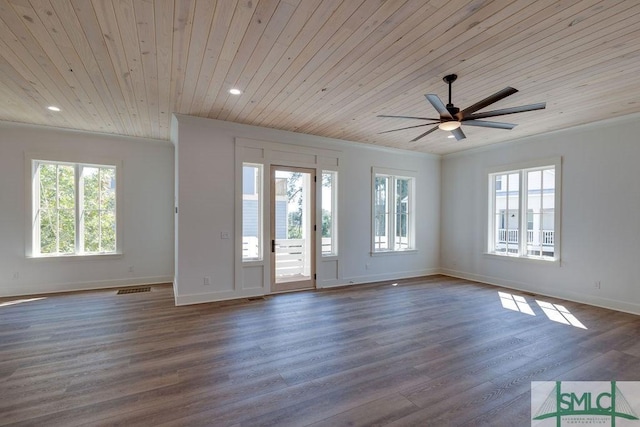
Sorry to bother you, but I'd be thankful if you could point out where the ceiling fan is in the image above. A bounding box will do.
[377,74,546,142]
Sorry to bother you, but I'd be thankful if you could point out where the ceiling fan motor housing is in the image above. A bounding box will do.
[445,105,460,118]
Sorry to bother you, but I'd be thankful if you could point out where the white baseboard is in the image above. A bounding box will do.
[174,288,266,306]
[9,268,636,317]
[174,269,441,304]
[439,268,640,316]
[0,276,174,298]
[320,268,440,289]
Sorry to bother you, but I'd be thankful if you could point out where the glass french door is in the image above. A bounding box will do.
[270,166,315,293]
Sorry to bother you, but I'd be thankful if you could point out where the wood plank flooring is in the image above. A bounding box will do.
[1,276,639,426]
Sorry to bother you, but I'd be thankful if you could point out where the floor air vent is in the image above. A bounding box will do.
[117,287,151,295]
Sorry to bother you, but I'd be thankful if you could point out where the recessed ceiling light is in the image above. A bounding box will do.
[229,88,242,95]
[47,106,61,112]
[447,135,455,139]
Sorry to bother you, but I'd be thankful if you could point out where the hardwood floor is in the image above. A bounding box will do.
[1,276,639,426]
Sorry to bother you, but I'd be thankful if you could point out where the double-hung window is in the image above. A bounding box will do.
[29,157,121,257]
[372,167,415,253]
[488,158,561,261]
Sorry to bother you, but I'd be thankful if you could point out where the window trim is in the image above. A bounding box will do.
[371,167,416,254]
[486,157,561,263]
[25,152,123,259]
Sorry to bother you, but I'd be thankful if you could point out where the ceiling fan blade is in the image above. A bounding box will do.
[425,94,453,119]
[466,103,546,120]
[378,123,439,134]
[410,125,439,142]
[377,114,440,121]
[460,87,518,117]
[463,120,516,130]
[451,127,466,141]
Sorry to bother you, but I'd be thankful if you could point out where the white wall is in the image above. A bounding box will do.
[172,115,440,305]
[441,114,640,314]
[0,121,174,297]
[6,112,639,315]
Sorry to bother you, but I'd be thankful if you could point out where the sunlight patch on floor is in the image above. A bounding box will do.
[498,292,587,329]
[536,300,587,329]
[498,291,535,315]
[0,297,46,308]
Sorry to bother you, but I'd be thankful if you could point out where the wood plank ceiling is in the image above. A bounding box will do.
[1,0,639,155]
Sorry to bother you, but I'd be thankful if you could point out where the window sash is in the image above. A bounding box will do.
[374,175,390,250]
[395,177,410,251]
[80,165,116,254]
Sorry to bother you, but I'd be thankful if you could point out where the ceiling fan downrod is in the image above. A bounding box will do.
[443,74,459,117]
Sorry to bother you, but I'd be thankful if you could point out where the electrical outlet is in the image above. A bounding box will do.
[128,266,134,273]
[12,272,19,280]
[365,263,370,270]
[220,232,230,239]
[594,281,601,289]
[204,276,211,285]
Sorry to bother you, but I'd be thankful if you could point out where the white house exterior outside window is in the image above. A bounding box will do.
[488,158,561,261]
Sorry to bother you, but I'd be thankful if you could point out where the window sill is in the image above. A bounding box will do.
[371,249,418,257]
[483,252,560,266]
[28,253,123,261]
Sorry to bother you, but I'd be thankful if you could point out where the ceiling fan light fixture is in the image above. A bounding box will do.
[438,121,461,131]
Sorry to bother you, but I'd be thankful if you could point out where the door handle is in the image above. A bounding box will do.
[271,239,275,253]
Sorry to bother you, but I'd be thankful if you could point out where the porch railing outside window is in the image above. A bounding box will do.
[497,229,554,245]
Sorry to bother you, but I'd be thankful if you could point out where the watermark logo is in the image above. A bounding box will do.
[532,381,640,426]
